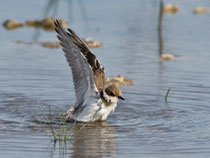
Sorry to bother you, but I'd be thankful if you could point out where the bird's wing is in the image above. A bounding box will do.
[66,27,105,93]
[55,20,99,109]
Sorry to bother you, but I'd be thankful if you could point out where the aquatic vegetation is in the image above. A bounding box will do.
[37,103,91,144]
[164,88,170,102]
[38,105,71,143]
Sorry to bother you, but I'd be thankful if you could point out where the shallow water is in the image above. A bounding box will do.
[1,0,210,157]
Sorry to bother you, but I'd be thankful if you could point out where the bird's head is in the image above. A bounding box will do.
[105,85,125,101]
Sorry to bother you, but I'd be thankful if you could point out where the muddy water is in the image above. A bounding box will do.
[1,0,210,157]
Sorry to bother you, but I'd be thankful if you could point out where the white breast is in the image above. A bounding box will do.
[94,102,117,121]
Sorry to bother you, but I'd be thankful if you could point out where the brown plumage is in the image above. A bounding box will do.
[105,85,122,97]
[66,28,105,93]
[100,85,123,106]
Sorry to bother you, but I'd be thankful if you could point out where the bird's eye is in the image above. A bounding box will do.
[109,92,115,96]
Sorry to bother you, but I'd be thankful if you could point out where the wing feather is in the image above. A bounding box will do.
[65,27,105,92]
[55,20,98,109]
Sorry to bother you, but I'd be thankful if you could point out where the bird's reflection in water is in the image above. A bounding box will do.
[72,121,117,158]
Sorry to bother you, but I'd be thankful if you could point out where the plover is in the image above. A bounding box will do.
[54,20,124,122]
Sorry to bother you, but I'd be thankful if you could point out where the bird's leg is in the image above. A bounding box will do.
[65,107,75,120]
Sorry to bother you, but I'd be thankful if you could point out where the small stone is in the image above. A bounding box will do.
[105,75,134,88]
[163,4,179,14]
[40,42,61,49]
[194,7,209,14]
[84,38,103,48]
[160,53,175,60]
[42,17,67,31]
[14,40,33,45]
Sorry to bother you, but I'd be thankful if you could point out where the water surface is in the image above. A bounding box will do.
[1,0,210,157]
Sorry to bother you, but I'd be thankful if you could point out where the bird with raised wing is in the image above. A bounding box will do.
[54,20,124,122]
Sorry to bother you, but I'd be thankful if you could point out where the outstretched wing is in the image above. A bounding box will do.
[54,20,99,109]
[66,28,105,93]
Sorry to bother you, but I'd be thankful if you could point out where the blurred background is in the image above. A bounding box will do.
[1,0,210,158]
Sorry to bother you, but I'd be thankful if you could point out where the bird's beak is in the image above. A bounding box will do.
[118,96,125,100]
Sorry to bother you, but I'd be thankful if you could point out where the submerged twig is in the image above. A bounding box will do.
[158,0,164,57]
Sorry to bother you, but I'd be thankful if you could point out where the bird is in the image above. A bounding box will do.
[54,20,124,122]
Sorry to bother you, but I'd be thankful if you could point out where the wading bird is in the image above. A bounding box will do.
[55,20,124,122]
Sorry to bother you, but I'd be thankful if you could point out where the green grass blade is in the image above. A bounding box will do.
[165,88,170,102]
